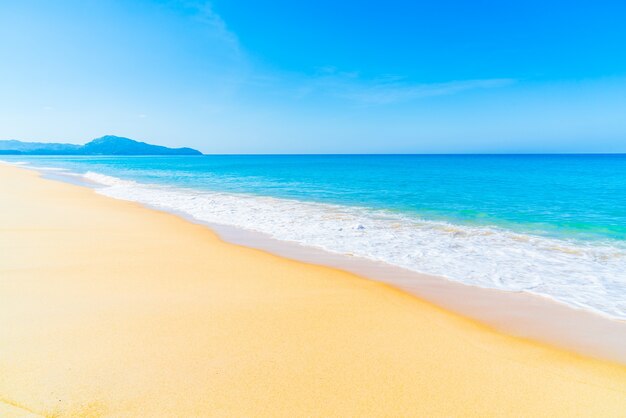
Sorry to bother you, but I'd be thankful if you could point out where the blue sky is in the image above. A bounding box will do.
[1,0,625,153]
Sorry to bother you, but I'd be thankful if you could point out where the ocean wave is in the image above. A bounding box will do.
[1,160,74,171]
[84,171,136,186]
[82,171,626,320]
[0,160,28,166]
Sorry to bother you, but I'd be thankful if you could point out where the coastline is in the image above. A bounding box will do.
[1,163,625,416]
[206,222,626,364]
[33,162,626,364]
[13,156,626,323]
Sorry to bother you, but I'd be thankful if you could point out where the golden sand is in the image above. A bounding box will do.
[0,164,625,417]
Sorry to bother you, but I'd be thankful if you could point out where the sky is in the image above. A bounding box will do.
[1,0,625,153]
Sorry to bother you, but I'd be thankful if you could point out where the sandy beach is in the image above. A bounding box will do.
[1,163,625,417]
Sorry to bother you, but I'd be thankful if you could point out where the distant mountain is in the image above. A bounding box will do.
[0,135,202,156]
[80,136,202,155]
[0,139,80,154]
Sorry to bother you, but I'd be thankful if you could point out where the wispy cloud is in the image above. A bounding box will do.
[339,78,515,105]
[179,1,242,56]
[167,4,514,107]
[308,70,516,105]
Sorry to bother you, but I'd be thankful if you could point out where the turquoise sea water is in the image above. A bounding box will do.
[4,154,626,318]
[8,154,626,240]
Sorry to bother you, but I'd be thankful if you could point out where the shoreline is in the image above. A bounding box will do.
[206,222,626,364]
[1,163,625,416]
[32,163,626,364]
[15,157,626,322]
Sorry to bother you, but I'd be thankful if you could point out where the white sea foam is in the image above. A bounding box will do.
[1,160,73,171]
[0,160,28,166]
[82,171,626,319]
[84,171,134,186]
[9,163,70,171]
[28,166,70,171]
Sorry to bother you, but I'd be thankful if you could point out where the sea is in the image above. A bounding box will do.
[4,154,626,319]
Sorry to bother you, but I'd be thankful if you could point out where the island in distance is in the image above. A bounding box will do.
[0,135,203,155]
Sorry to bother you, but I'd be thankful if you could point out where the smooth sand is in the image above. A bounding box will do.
[1,164,625,417]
